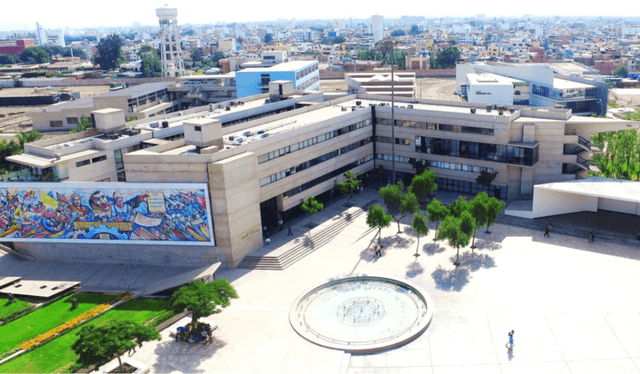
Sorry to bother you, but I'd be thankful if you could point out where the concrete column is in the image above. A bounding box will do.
[208,152,262,267]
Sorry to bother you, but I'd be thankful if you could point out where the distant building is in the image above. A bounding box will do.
[156,5,185,77]
[235,60,319,98]
[219,38,236,52]
[372,15,383,43]
[0,39,36,55]
[346,72,415,97]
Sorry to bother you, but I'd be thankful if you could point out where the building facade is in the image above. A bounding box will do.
[235,61,319,98]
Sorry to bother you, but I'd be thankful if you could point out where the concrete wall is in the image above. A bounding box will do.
[598,197,640,216]
[532,187,598,218]
[468,82,514,105]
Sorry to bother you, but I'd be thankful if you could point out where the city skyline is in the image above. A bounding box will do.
[2,0,639,33]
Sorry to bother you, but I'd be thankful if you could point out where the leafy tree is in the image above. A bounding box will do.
[409,158,429,175]
[16,130,41,150]
[191,47,204,62]
[459,211,477,253]
[301,195,324,237]
[141,51,162,77]
[334,171,360,206]
[427,199,449,241]
[614,65,629,78]
[408,169,437,202]
[390,29,406,37]
[169,279,238,326]
[485,197,505,234]
[409,25,421,35]
[0,54,17,65]
[68,115,93,134]
[379,182,418,234]
[94,34,124,70]
[591,129,640,181]
[210,51,225,67]
[411,212,429,260]
[449,196,469,218]
[0,140,22,170]
[72,320,160,372]
[469,193,489,248]
[63,47,85,58]
[429,51,437,69]
[20,47,51,64]
[435,46,461,68]
[438,215,470,266]
[476,171,498,187]
[264,33,273,45]
[44,45,65,56]
[366,204,392,245]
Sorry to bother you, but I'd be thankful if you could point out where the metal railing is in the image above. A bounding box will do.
[577,135,591,149]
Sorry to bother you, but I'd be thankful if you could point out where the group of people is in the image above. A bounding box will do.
[175,322,214,345]
[374,245,383,258]
[544,222,597,243]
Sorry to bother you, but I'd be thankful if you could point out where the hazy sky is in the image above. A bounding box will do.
[1,0,637,32]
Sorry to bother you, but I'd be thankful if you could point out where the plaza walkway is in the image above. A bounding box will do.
[119,188,640,374]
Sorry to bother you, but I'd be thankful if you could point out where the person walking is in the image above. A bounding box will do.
[507,330,515,349]
[544,224,550,237]
[287,225,293,236]
[589,230,596,243]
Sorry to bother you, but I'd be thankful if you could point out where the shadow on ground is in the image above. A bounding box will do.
[406,261,425,278]
[431,265,471,292]
[152,336,227,373]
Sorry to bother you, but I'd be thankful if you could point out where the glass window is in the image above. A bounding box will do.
[114,149,124,170]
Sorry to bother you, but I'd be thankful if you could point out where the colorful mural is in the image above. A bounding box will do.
[0,183,214,245]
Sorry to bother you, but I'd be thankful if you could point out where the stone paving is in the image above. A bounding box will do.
[117,189,640,374]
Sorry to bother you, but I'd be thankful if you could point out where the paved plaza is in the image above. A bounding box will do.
[3,188,640,373]
[119,189,640,374]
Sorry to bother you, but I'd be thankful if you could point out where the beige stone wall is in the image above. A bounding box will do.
[208,152,262,267]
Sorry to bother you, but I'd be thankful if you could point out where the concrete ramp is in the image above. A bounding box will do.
[139,262,221,296]
[505,200,534,219]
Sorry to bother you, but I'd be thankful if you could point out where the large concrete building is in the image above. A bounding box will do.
[235,60,319,98]
[3,88,639,268]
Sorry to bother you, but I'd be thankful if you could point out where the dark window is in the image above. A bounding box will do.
[114,150,124,170]
[50,121,63,128]
[117,171,126,182]
[76,159,91,167]
[195,126,202,132]
[66,117,78,125]
[91,155,107,163]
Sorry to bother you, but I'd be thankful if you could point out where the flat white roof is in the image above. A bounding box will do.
[535,177,640,204]
[553,78,595,90]
[468,73,524,85]
[0,280,80,298]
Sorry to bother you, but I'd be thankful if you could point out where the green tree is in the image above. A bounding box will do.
[391,29,406,37]
[469,193,489,248]
[590,129,640,180]
[63,47,85,58]
[0,140,22,170]
[169,279,238,326]
[44,45,65,56]
[614,65,629,78]
[429,52,437,69]
[435,46,461,68]
[264,33,273,45]
[409,25,421,35]
[72,320,160,372]
[141,52,162,77]
[210,51,226,67]
[476,170,498,188]
[94,34,124,70]
[408,169,437,202]
[301,195,324,237]
[0,54,17,65]
[366,204,392,245]
[485,197,505,234]
[379,182,418,234]
[411,212,429,260]
[68,115,93,134]
[449,196,469,218]
[427,199,449,241]
[438,215,470,266]
[409,158,429,175]
[19,47,51,64]
[16,130,41,150]
[334,171,360,206]
[459,210,477,253]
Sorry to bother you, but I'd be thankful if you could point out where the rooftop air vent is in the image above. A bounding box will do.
[150,122,159,128]
[226,106,231,111]
[408,104,413,109]
[341,107,347,111]
[162,121,169,128]
[486,105,492,113]
[356,100,362,106]
[509,107,515,113]
[229,136,234,141]
[260,133,269,138]
[471,108,476,113]
[243,131,251,137]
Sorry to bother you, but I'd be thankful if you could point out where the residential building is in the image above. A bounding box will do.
[0,39,36,55]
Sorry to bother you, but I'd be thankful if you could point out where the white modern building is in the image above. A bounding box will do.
[372,15,383,43]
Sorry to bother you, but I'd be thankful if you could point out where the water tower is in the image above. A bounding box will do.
[156,5,184,77]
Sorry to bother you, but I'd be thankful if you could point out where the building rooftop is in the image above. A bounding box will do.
[535,176,640,204]
[467,73,524,85]
[100,81,174,98]
[0,280,80,298]
[238,60,317,73]
[553,78,595,90]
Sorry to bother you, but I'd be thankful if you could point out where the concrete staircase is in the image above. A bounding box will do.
[238,206,371,270]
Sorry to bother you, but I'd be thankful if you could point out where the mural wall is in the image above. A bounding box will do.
[0,183,214,245]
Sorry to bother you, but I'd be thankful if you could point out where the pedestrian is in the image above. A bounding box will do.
[507,330,514,349]
[544,224,550,237]
[278,219,283,229]
[287,225,293,236]
[589,230,596,243]
[265,238,271,245]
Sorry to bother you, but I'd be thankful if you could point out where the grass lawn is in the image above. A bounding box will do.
[0,298,172,373]
[0,293,117,356]
[0,297,32,324]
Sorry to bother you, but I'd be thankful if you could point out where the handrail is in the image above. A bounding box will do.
[577,155,589,167]
[577,135,591,149]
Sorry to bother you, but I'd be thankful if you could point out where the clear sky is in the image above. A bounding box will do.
[1,0,637,32]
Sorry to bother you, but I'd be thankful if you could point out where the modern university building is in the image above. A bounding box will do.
[2,84,638,268]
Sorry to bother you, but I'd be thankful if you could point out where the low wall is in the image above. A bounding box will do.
[16,77,178,87]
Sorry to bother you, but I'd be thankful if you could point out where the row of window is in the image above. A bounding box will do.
[295,62,319,80]
[257,119,372,164]
[297,75,319,91]
[282,155,373,199]
[436,177,508,200]
[261,138,372,187]
[415,136,539,167]
[76,155,107,168]
[222,106,295,128]
[376,154,494,174]
[376,136,412,146]
[376,119,495,136]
